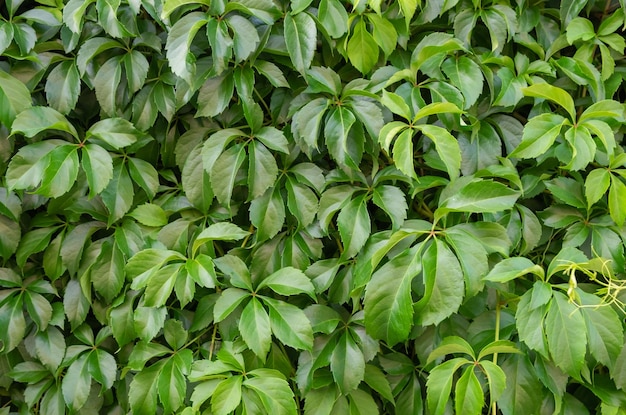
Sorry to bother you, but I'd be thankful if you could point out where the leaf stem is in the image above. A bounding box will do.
[492,291,501,415]
[208,323,219,361]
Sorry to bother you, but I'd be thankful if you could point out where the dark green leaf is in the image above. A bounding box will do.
[284,12,316,74]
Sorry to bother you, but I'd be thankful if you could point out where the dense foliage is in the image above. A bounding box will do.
[1,0,626,413]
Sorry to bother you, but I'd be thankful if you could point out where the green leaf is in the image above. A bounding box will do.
[81,144,113,197]
[381,90,411,120]
[286,178,318,227]
[161,0,211,20]
[129,361,163,415]
[258,267,315,299]
[416,238,465,326]
[182,145,213,212]
[93,56,122,116]
[427,336,476,364]
[318,0,348,38]
[45,61,80,115]
[87,118,144,149]
[212,376,243,415]
[347,19,378,74]
[284,12,316,74]
[210,143,246,206]
[579,291,623,371]
[441,56,483,108]
[418,124,462,180]
[61,354,91,411]
[372,185,408,230]
[89,349,116,389]
[11,106,78,139]
[364,245,421,346]
[545,291,587,378]
[129,203,168,227]
[337,194,370,259]
[483,257,544,283]
[214,288,251,322]
[426,358,468,415]
[240,297,272,358]
[480,360,507,404]
[455,366,483,415]
[391,128,415,179]
[585,168,610,208]
[248,141,278,199]
[324,106,362,169]
[0,68,32,129]
[91,240,125,303]
[16,226,60,268]
[560,0,588,26]
[437,179,519,219]
[498,355,543,415]
[254,61,290,88]
[165,12,208,82]
[64,279,90,330]
[37,144,80,198]
[192,222,249,256]
[101,161,134,225]
[264,297,314,351]
[228,15,260,62]
[243,374,298,415]
[158,352,192,413]
[123,50,149,94]
[128,157,159,200]
[250,186,285,242]
[609,175,626,226]
[523,84,576,121]
[566,17,595,43]
[0,295,25,352]
[197,72,235,118]
[291,97,330,151]
[509,113,566,158]
[330,331,365,394]
[109,291,138,347]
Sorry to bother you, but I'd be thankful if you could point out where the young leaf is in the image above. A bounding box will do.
[483,257,544,283]
[347,19,378,74]
[454,366,483,415]
[426,358,468,415]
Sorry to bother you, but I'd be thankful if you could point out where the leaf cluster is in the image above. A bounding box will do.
[1,0,626,414]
